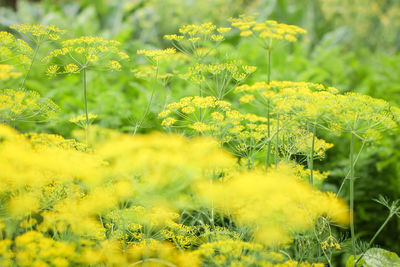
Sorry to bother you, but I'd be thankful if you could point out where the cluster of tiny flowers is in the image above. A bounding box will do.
[165,22,230,42]
[137,48,176,61]
[10,24,66,41]
[43,36,129,75]
[320,236,341,250]
[181,61,256,84]
[0,31,33,67]
[164,22,231,58]
[69,113,98,127]
[230,14,307,42]
[0,89,58,122]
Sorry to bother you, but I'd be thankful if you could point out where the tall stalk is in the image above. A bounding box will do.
[349,132,356,267]
[267,48,272,84]
[266,101,271,171]
[265,43,272,170]
[83,68,89,144]
[275,113,279,168]
[308,122,317,185]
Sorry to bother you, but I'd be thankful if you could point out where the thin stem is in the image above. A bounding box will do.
[82,68,89,144]
[133,60,159,134]
[21,43,40,88]
[309,122,316,185]
[275,113,279,168]
[83,68,89,125]
[355,212,394,266]
[266,101,271,170]
[349,132,356,267]
[336,141,365,198]
[199,83,202,121]
[267,48,272,84]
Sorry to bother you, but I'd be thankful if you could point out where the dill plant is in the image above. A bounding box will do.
[133,48,177,134]
[43,36,129,143]
[1,13,400,266]
[10,24,66,87]
[229,16,307,171]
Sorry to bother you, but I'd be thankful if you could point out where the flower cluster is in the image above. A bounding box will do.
[69,113,98,128]
[137,48,176,61]
[0,89,58,123]
[10,24,66,42]
[0,31,32,67]
[43,36,129,75]
[164,22,231,59]
[230,14,307,44]
[196,168,349,247]
[179,61,257,98]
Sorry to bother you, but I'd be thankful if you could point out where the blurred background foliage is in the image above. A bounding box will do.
[1,0,400,253]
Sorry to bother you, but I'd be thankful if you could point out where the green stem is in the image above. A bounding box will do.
[133,62,158,134]
[267,48,272,84]
[356,212,395,264]
[83,68,89,144]
[337,141,365,198]
[309,122,316,185]
[350,132,356,267]
[199,83,202,121]
[266,101,271,170]
[21,43,40,88]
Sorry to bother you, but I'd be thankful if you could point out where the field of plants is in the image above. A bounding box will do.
[1,0,400,266]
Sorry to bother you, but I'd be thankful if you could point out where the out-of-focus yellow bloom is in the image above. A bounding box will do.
[196,167,349,247]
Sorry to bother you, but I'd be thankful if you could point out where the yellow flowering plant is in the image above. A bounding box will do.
[10,24,67,87]
[0,89,58,123]
[230,14,306,83]
[0,31,33,87]
[43,36,129,141]
[179,61,257,99]
[164,22,231,60]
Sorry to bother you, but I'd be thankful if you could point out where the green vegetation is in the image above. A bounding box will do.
[1,0,400,266]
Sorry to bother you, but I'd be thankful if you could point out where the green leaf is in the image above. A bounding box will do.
[346,248,400,267]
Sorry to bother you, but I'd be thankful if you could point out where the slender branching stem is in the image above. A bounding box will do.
[337,141,366,197]
[82,68,89,144]
[133,60,159,134]
[309,122,317,185]
[83,68,89,125]
[349,132,356,267]
[275,113,279,168]
[267,48,272,84]
[266,101,271,170]
[355,212,393,264]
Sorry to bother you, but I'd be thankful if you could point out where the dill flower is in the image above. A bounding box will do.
[0,31,33,67]
[43,36,129,74]
[181,61,256,98]
[0,89,58,123]
[164,22,228,59]
[137,48,176,61]
[69,113,98,128]
[230,14,307,45]
[196,168,349,247]
[10,24,66,42]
